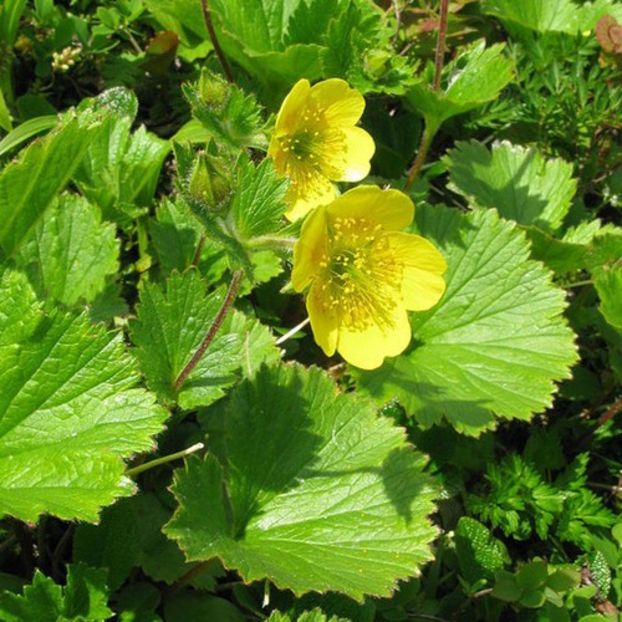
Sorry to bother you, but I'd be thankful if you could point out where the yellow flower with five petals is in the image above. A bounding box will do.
[268,78,375,221]
[292,185,447,369]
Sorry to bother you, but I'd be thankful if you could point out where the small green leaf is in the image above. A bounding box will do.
[516,560,549,591]
[16,194,119,306]
[446,141,576,232]
[546,568,581,593]
[355,205,577,435]
[0,270,167,522]
[405,41,514,134]
[165,364,438,601]
[491,570,521,602]
[0,565,112,622]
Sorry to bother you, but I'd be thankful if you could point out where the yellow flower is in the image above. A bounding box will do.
[292,185,447,370]
[268,78,375,221]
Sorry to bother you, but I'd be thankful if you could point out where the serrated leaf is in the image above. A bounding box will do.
[229,157,288,239]
[0,565,112,622]
[455,517,509,583]
[0,270,167,522]
[446,141,576,232]
[595,268,622,332]
[355,205,577,435]
[165,364,438,601]
[73,89,170,223]
[15,194,119,306]
[0,113,96,257]
[207,0,324,86]
[405,41,514,133]
[482,0,580,34]
[129,269,280,409]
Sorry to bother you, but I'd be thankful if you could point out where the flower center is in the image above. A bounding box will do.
[318,217,403,331]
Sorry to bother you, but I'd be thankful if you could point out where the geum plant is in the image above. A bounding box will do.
[0,0,604,619]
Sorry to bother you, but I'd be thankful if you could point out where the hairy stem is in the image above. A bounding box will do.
[433,0,450,92]
[404,0,450,190]
[173,270,243,392]
[200,0,235,83]
[405,126,433,190]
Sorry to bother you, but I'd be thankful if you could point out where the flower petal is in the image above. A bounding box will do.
[388,232,447,311]
[273,78,311,133]
[325,127,375,182]
[285,174,335,222]
[291,206,329,291]
[310,79,365,126]
[306,282,339,357]
[336,305,411,370]
[326,186,414,231]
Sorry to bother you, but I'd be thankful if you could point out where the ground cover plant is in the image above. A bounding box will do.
[0,0,621,620]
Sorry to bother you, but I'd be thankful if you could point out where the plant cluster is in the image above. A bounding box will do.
[0,1,621,621]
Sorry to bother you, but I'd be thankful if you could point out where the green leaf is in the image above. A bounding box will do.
[0,113,96,257]
[0,565,112,622]
[207,0,326,86]
[129,269,279,409]
[0,115,57,158]
[149,199,228,280]
[15,194,119,306]
[595,268,622,332]
[455,517,509,583]
[355,205,577,435]
[405,41,514,134]
[229,157,289,240]
[482,0,581,34]
[62,564,112,621]
[517,560,548,591]
[165,364,438,601]
[491,570,522,603]
[0,270,167,522]
[73,88,170,223]
[446,141,576,232]
[0,571,63,622]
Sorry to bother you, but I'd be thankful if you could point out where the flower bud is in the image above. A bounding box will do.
[187,151,232,214]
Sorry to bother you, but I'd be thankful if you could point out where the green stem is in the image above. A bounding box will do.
[565,279,593,289]
[173,270,243,392]
[126,442,205,477]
